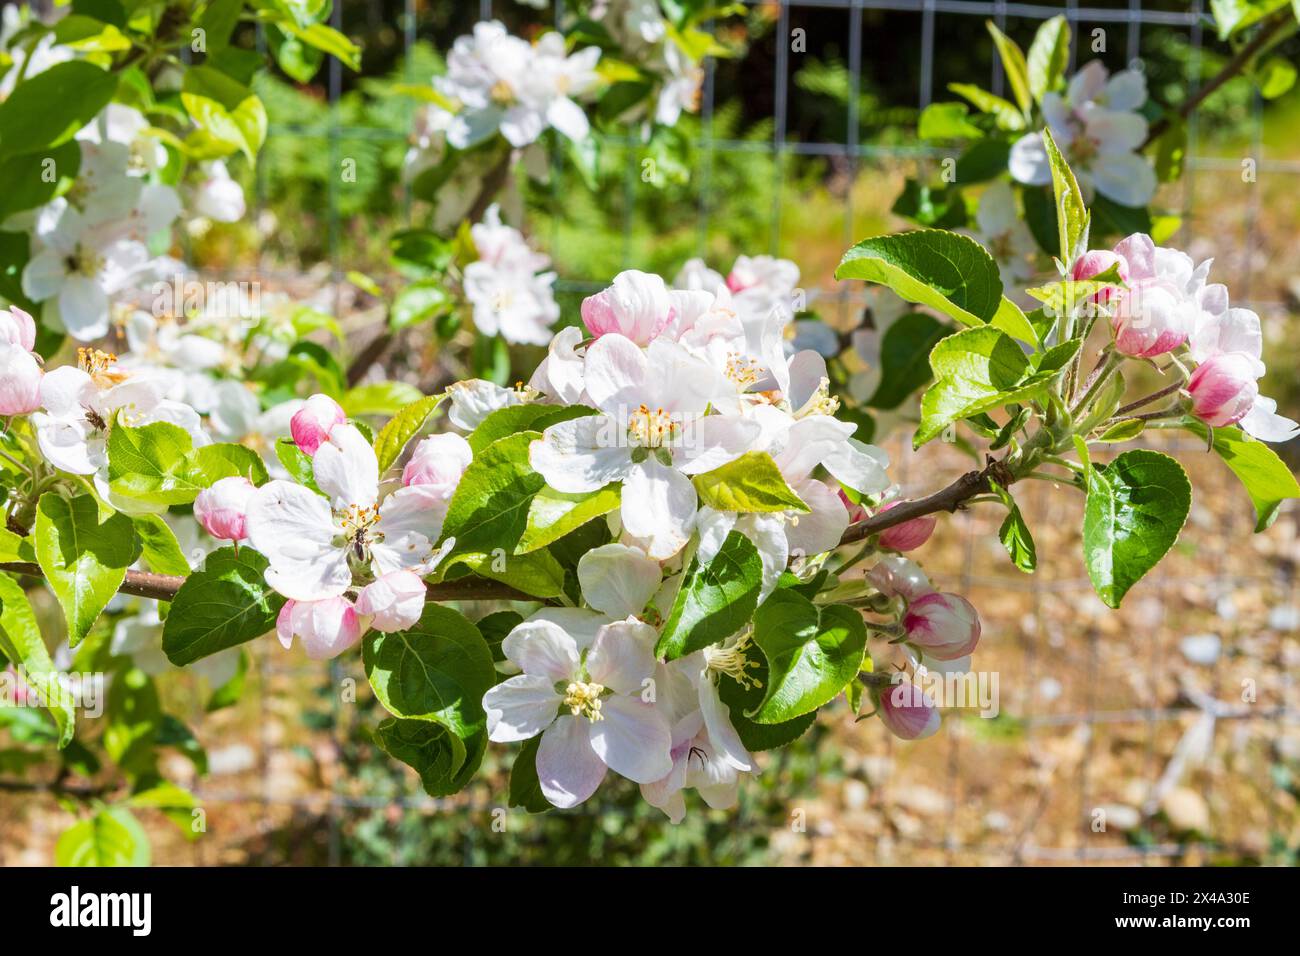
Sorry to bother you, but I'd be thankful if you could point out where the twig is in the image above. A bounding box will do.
[1142,10,1293,148]
[1113,380,1183,418]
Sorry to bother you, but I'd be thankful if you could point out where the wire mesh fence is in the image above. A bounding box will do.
[4,0,1297,866]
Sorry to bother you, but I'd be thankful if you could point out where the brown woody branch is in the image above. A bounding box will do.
[1142,10,1292,149]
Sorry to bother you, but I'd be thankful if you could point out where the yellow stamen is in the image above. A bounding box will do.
[563,681,605,720]
[77,348,129,388]
[627,404,678,449]
[704,632,763,690]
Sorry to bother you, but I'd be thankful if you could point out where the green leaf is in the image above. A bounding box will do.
[716,653,816,752]
[0,574,75,747]
[1256,54,1297,98]
[0,61,118,159]
[390,280,453,330]
[362,605,495,743]
[985,21,1032,113]
[947,83,1026,131]
[1026,15,1070,100]
[1210,0,1289,39]
[469,404,595,455]
[181,66,267,163]
[275,437,317,488]
[341,381,424,418]
[517,484,620,554]
[991,482,1036,573]
[867,312,951,409]
[130,514,191,577]
[915,326,1067,447]
[1096,418,1145,443]
[55,807,150,867]
[373,716,484,797]
[508,735,553,813]
[655,531,763,660]
[372,394,442,475]
[0,140,81,220]
[917,101,982,140]
[442,549,566,599]
[991,295,1040,346]
[836,230,1004,327]
[1182,421,1300,532]
[35,494,138,648]
[750,590,867,723]
[162,546,285,665]
[188,442,269,486]
[108,422,265,505]
[692,451,809,513]
[440,431,545,555]
[280,21,361,70]
[1041,127,1089,263]
[1082,449,1191,608]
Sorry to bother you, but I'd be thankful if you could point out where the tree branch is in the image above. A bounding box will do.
[1142,10,1292,148]
[0,562,541,604]
[837,455,1018,547]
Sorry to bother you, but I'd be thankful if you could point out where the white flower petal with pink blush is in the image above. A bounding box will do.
[312,423,379,510]
[585,618,658,696]
[904,592,981,661]
[581,270,674,345]
[536,714,608,808]
[193,475,255,541]
[577,543,661,618]
[0,306,36,351]
[402,432,472,498]
[878,680,941,740]
[355,570,427,633]
[290,393,346,457]
[0,345,42,415]
[1187,351,1259,428]
[866,555,933,602]
[246,480,353,600]
[276,597,362,660]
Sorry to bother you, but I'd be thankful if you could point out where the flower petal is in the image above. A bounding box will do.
[245,480,351,600]
[313,423,379,509]
[586,618,658,696]
[619,458,696,560]
[537,714,608,807]
[483,674,562,743]
[587,694,673,784]
[577,543,661,618]
[501,619,581,680]
[529,415,631,493]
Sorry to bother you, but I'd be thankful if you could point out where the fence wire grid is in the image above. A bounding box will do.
[4,0,1299,867]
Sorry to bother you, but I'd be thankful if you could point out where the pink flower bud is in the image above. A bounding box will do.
[903,592,981,661]
[1110,282,1190,358]
[0,345,41,415]
[866,556,933,602]
[290,394,346,456]
[1187,351,1259,427]
[876,501,937,552]
[0,306,35,352]
[580,270,674,345]
[355,570,426,633]
[1071,250,1129,304]
[877,680,941,740]
[837,488,868,524]
[276,597,362,661]
[194,476,255,541]
[401,432,473,498]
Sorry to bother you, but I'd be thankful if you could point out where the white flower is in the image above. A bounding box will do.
[31,349,202,477]
[1009,59,1156,208]
[244,423,454,601]
[529,334,759,559]
[194,160,246,222]
[482,614,673,808]
[577,543,661,618]
[438,21,601,149]
[655,38,703,127]
[446,378,535,431]
[960,181,1037,287]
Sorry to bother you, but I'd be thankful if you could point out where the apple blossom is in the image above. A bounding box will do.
[1103,233,1207,358]
[482,616,673,808]
[1186,352,1260,428]
[961,181,1037,289]
[903,592,982,661]
[194,161,246,222]
[276,597,363,661]
[290,394,347,457]
[529,333,759,559]
[866,555,934,602]
[355,570,427,633]
[245,423,455,601]
[0,345,41,415]
[581,269,676,345]
[876,502,937,552]
[402,432,473,495]
[876,679,942,740]
[462,205,560,345]
[446,378,536,431]
[0,306,36,351]
[1009,60,1156,207]
[194,476,255,542]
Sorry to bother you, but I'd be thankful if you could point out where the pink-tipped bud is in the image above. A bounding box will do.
[355,570,426,633]
[0,306,36,352]
[1110,283,1190,358]
[0,345,41,415]
[580,270,674,345]
[903,592,981,661]
[1187,351,1259,427]
[290,394,346,456]
[837,488,869,524]
[276,597,361,661]
[194,475,255,541]
[876,501,937,552]
[1072,250,1129,304]
[401,432,473,498]
[865,556,933,602]
[877,680,941,740]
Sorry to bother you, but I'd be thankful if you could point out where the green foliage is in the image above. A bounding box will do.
[655,531,763,660]
[1181,421,1300,532]
[55,807,151,867]
[162,547,285,665]
[692,452,809,513]
[108,421,267,507]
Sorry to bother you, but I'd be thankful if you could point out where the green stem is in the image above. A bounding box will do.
[1068,350,1121,419]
